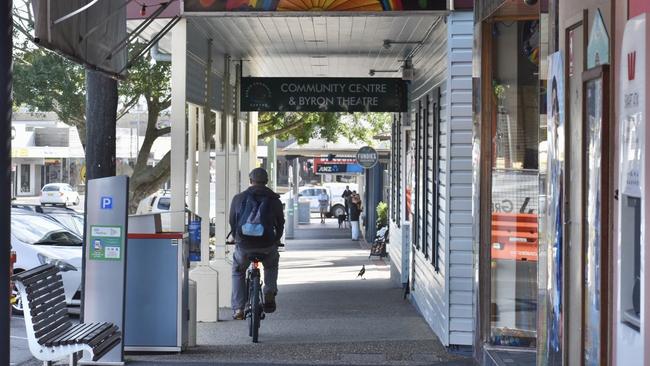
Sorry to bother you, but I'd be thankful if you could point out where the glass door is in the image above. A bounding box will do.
[489,19,541,348]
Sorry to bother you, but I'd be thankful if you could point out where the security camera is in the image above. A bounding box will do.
[523,0,537,5]
[369,70,376,76]
[382,40,392,50]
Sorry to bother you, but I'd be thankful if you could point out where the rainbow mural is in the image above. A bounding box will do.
[184,0,445,12]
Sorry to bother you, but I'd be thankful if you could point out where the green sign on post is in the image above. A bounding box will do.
[89,225,124,261]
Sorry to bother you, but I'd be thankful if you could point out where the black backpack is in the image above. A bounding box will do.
[236,192,275,242]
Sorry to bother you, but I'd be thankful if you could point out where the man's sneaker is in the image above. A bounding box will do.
[232,309,245,320]
[263,293,277,313]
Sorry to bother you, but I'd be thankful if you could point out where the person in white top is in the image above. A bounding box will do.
[317,190,329,224]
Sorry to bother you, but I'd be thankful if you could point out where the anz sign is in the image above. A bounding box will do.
[316,163,363,175]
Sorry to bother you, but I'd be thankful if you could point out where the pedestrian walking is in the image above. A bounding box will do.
[350,194,362,241]
[318,189,329,224]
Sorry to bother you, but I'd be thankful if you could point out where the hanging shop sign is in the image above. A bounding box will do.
[316,163,364,174]
[241,77,407,113]
[356,146,379,169]
[184,0,446,13]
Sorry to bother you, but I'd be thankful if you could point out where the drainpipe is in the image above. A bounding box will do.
[150,42,171,62]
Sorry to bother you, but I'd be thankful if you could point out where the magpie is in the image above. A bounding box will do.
[357,265,366,279]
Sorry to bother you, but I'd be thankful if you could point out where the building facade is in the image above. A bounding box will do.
[470,1,650,365]
[389,9,475,348]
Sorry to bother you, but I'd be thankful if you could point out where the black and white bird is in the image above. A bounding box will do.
[357,265,366,279]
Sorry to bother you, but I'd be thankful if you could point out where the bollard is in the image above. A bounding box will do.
[188,279,197,347]
[285,196,294,239]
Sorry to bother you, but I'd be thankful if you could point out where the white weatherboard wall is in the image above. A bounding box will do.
[444,12,474,346]
[390,12,474,347]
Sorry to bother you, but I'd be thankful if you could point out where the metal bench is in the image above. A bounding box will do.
[13,264,121,366]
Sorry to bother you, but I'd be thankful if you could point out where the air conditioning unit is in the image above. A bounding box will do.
[402,67,414,81]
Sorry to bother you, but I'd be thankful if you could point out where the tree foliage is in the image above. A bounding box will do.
[258,112,391,144]
[12,2,172,212]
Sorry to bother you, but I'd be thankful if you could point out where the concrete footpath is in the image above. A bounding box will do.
[15,220,473,366]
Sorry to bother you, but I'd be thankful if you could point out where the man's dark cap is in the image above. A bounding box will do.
[249,167,269,184]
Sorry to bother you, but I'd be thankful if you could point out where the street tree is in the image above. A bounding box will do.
[258,112,391,144]
[12,3,171,212]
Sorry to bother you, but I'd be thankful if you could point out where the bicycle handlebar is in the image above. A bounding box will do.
[225,239,285,247]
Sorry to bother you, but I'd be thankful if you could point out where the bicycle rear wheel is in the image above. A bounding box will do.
[251,279,262,343]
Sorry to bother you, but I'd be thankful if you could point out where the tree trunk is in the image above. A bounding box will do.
[85,69,117,180]
[128,151,171,213]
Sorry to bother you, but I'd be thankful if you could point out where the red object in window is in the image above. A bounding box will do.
[200,0,217,6]
[629,0,650,19]
[490,212,538,261]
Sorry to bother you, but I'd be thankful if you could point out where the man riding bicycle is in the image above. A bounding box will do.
[229,167,285,320]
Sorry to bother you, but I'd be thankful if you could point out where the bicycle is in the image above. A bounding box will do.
[245,252,265,343]
[226,237,284,343]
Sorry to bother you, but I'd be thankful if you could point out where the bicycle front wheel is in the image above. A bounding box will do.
[251,279,262,343]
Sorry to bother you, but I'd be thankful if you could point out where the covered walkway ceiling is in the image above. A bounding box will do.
[129,10,445,78]
[185,15,441,77]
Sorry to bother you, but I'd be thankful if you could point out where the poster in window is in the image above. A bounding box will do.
[584,76,603,365]
[543,51,565,365]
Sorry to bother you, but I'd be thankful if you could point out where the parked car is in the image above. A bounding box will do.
[136,190,215,237]
[40,183,80,207]
[136,189,171,214]
[280,186,326,213]
[10,209,83,315]
[12,204,84,236]
[323,182,358,218]
[280,184,359,218]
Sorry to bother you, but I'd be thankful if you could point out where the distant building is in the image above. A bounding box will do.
[11,111,171,197]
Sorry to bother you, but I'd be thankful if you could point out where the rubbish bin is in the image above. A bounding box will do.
[189,219,201,262]
[298,200,311,224]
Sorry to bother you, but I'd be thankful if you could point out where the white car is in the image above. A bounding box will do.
[40,183,80,207]
[280,186,333,215]
[11,209,83,315]
[323,182,358,218]
[136,189,171,214]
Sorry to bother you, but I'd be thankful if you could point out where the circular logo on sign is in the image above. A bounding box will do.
[244,81,272,109]
[356,146,378,169]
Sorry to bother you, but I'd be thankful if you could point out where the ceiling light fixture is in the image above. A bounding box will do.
[368,69,399,76]
[383,39,422,50]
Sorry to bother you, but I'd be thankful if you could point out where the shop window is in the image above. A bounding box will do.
[423,97,430,259]
[20,164,30,193]
[413,102,422,251]
[431,88,441,271]
[488,20,540,347]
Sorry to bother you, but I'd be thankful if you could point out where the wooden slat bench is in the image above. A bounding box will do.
[13,264,121,366]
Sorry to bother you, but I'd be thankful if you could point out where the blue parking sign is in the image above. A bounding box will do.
[101,196,113,209]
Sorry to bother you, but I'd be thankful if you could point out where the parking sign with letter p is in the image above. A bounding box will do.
[101,196,113,209]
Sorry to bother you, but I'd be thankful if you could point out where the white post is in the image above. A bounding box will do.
[187,105,197,213]
[211,55,234,310]
[190,105,219,322]
[170,18,187,233]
